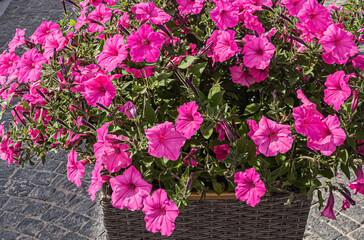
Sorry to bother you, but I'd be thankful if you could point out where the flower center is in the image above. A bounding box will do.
[258,49,264,55]
[157,207,166,216]
[142,39,150,45]
[249,181,256,188]
[323,127,332,137]
[268,131,278,140]
[46,30,50,34]
[31,62,36,68]
[309,13,315,19]
[8,61,13,66]
[129,183,136,189]
[158,134,165,144]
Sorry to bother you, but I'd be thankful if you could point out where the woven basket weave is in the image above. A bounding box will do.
[100,183,312,240]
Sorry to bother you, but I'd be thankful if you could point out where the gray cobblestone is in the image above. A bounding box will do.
[6,182,34,197]
[0,230,19,240]
[2,197,29,213]
[30,172,55,186]
[41,206,70,222]
[15,218,44,237]
[27,186,56,201]
[349,227,364,239]
[59,213,90,232]
[0,212,25,230]
[36,225,68,239]
[63,232,89,240]
[22,201,52,217]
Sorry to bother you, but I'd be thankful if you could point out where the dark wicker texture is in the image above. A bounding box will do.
[100,183,312,240]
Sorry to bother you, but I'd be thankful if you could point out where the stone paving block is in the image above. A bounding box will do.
[22,201,52,217]
[0,196,8,206]
[62,232,89,240]
[15,218,44,237]
[59,212,89,232]
[305,216,342,240]
[31,172,55,186]
[68,196,96,213]
[0,165,15,179]
[85,205,103,220]
[6,182,34,197]
[36,225,68,239]
[10,169,35,182]
[337,236,352,240]
[0,212,25,229]
[328,213,360,234]
[0,179,11,194]
[340,205,364,224]
[41,206,70,222]
[349,226,364,239]
[0,230,19,240]
[16,235,35,240]
[2,197,29,213]
[35,159,59,172]
[27,186,56,201]
[47,189,75,205]
[79,219,105,238]
[96,232,108,240]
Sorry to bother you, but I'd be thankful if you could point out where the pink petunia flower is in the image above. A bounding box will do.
[250,116,293,157]
[296,89,324,118]
[210,0,239,30]
[176,0,205,15]
[119,101,137,120]
[0,139,21,167]
[320,24,358,65]
[132,1,171,25]
[214,144,230,162]
[230,65,256,87]
[124,66,155,78]
[234,168,266,207]
[352,55,364,70]
[242,36,275,70]
[0,51,20,79]
[240,10,265,35]
[142,189,179,236]
[216,123,225,142]
[17,49,47,83]
[110,165,152,211]
[297,0,331,33]
[66,150,88,188]
[321,192,336,220]
[145,121,186,161]
[293,106,325,140]
[43,30,68,60]
[324,71,351,111]
[348,167,364,195]
[307,115,346,156]
[281,0,305,17]
[249,67,269,82]
[88,162,104,201]
[8,29,26,52]
[126,24,164,63]
[183,148,198,167]
[209,30,240,63]
[83,75,116,107]
[176,101,203,139]
[342,199,350,211]
[247,119,260,155]
[96,34,128,72]
[30,21,60,44]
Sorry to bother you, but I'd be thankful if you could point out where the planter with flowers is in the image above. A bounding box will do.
[0,0,364,239]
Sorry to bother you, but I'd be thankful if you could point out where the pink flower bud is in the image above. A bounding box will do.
[351,90,359,115]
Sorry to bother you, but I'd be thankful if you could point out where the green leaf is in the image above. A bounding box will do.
[317,190,324,210]
[236,136,247,154]
[200,122,215,139]
[178,56,197,69]
[70,19,77,26]
[145,102,157,123]
[190,62,207,78]
[209,91,224,107]
[106,5,123,9]
[340,162,351,179]
[7,92,14,105]
[208,86,221,100]
[347,137,356,151]
[212,180,224,195]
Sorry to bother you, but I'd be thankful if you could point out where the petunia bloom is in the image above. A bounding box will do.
[142,189,179,236]
[0,51,20,79]
[293,105,325,140]
[145,121,186,161]
[324,71,351,111]
[214,144,230,162]
[242,36,276,70]
[209,30,240,63]
[175,101,203,139]
[183,148,198,167]
[210,0,239,30]
[96,34,128,72]
[88,162,104,201]
[321,192,336,220]
[352,55,364,70]
[247,119,260,155]
[30,21,60,44]
[320,24,358,65]
[66,150,88,188]
[234,168,266,207]
[17,49,47,83]
[132,1,171,25]
[119,101,137,120]
[43,30,67,60]
[176,0,205,15]
[230,65,256,87]
[83,75,116,107]
[348,167,364,195]
[297,0,331,33]
[281,0,305,17]
[250,116,293,157]
[110,166,152,211]
[8,29,26,52]
[126,24,164,63]
[307,115,346,156]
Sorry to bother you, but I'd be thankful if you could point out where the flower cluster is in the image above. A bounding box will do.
[0,0,363,236]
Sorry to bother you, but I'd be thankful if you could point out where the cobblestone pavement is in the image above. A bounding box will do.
[0,0,363,240]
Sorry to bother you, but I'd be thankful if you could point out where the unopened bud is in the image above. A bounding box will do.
[351,90,358,115]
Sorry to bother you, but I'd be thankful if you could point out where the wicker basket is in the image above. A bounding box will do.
[100,183,312,240]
